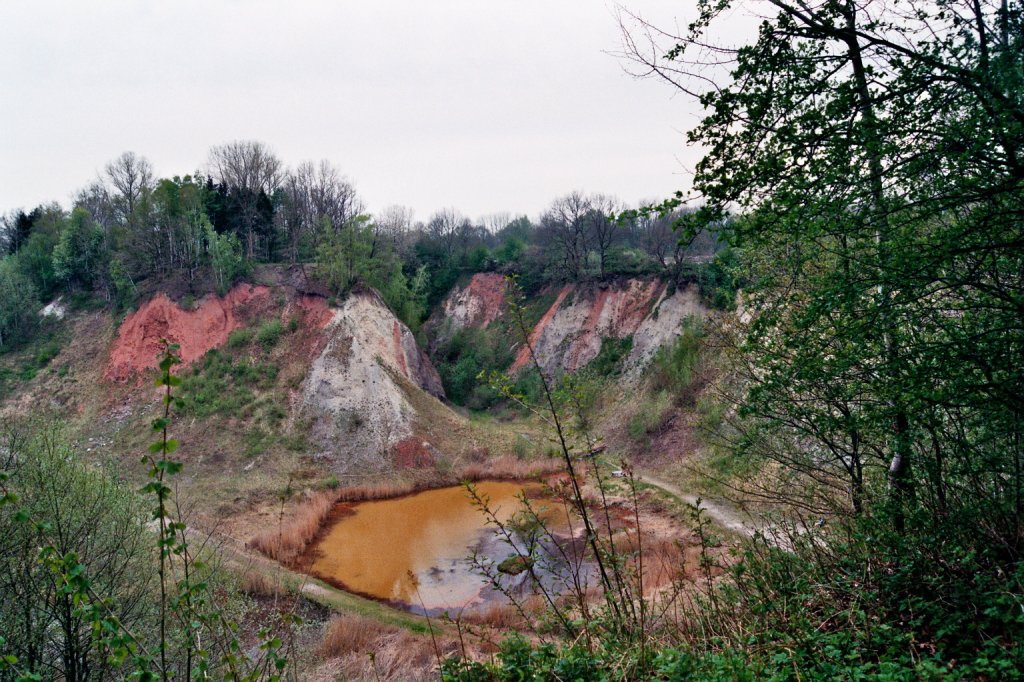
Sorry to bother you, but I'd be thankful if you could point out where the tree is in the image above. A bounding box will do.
[52,208,106,292]
[620,0,1024,534]
[207,141,285,260]
[374,204,416,259]
[425,207,472,260]
[542,192,593,281]
[584,193,621,278]
[0,423,154,679]
[280,160,363,263]
[149,176,212,284]
[0,259,39,350]
[105,151,154,225]
[205,222,245,295]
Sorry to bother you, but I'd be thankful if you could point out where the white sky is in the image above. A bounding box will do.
[0,1,708,222]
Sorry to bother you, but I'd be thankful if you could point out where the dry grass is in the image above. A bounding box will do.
[333,481,416,503]
[459,455,562,482]
[248,489,336,563]
[460,595,547,630]
[319,614,456,681]
[238,570,286,598]
[319,614,396,659]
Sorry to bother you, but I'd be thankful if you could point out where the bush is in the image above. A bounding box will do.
[255,319,283,348]
[587,335,633,377]
[434,326,514,409]
[226,327,254,348]
[649,316,703,403]
[627,390,673,442]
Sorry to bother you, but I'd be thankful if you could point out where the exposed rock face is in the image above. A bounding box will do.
[504,279,705,377]
[440,272,507,331]
[105,284,271,381]
[301,290,445,468]
[433,274,707,378]
[625,284,705,375]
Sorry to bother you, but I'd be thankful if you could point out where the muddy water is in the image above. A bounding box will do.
[308,481,544,612]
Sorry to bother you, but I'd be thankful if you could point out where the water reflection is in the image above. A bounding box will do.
[308,481,542,611]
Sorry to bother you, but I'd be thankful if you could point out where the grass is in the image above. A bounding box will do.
[319,613,395,658]
[248,489,337,563]
[627,390,673,443]
[179,348,278,417]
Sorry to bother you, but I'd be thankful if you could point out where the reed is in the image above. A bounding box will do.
[247,489,335,563]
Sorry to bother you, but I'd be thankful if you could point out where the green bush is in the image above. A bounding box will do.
[255,319,283,348]
[226,327,254,349]
[32,341,61,367]
[627,390,673,442]
[649,317,703,403]
[586,335,633,377]
[434,326,514,409]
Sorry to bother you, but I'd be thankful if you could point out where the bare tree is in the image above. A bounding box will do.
[542,192,593,280]
[105,152,154,223]
[426,207,472,259]
[207,141,285,260]
[73,180,118,231]
[375,204,415,258]
[280,160,363,262]
[481,212,512,235]
[206,140,284,196]
[585,193,621,278]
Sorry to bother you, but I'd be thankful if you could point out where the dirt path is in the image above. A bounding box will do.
[636,471,756,538]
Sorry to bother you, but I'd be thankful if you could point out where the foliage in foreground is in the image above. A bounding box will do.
[443,506,1024,681]
[0,342,297,681]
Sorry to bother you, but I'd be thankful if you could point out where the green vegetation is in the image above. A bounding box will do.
[586,335,633,378]
[432,325,515,408]
[446,0,1024,676]
[254,318,284,348]
[0,344,298,679]
[179,348,279,418]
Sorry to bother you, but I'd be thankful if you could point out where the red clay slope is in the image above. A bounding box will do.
[509,284,575,373]
[105,284,271,381]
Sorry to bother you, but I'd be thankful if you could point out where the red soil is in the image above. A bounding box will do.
[104,284,271,382]
[465,273,507,327]
[565,287,613,371]
[610,279,663,336]
[293,294,334,330]
[391,437,435,468]
[509,284,574,373]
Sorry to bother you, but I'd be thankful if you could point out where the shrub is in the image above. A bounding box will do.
[649,316,703,403]
[586,335,633,377]
[255,319,284,348]
[627,390,673,442]
[226,327,254,348]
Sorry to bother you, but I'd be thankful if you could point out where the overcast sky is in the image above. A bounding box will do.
[0,1,707,222]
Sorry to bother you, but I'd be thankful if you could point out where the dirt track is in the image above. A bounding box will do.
[637,471,755,538]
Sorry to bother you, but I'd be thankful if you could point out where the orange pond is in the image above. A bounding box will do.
[308,481,548,612]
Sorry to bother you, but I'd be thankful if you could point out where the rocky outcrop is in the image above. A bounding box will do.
[301,290,445,468]
[439,273,507,331]
[434,274,706,378]
[509,279,666,374]
[105,284,272,381]
[506,280,705,377]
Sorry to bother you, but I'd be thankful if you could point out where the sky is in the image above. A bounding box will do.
[0,1,709,222]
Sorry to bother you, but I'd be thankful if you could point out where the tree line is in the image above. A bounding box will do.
[0,141,728,350]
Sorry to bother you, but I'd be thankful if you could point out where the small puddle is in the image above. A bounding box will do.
[305,481,564,613]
